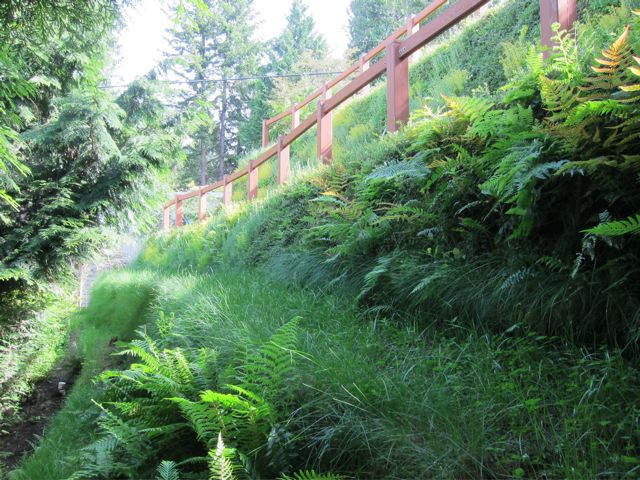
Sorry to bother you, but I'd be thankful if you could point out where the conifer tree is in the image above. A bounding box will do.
[348,0,424,58]
[166,0,259,185]
[240,0,329,150]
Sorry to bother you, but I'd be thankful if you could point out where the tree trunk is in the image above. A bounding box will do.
[199,137,206,186]
[218,80,228,181]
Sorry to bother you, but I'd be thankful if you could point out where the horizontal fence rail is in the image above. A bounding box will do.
[162,0,577,232]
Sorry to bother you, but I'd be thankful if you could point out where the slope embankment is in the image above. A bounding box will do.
[8,1,640,479]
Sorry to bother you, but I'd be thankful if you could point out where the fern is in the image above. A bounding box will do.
[365,158,429,181]
[280,470,344,480]
[241,317,300,403]
[442,95,494,125]
[578,26,633,102]
[620,54,640,93]
[540,76,578,123]
[583,213,640,237]
[209,434,239,480]
[156,460,181,480]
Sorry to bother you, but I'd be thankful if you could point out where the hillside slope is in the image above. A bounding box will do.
[9,1,640,479]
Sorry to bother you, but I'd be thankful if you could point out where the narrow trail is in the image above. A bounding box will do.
[0,237,142,470]
[78,237,142,307]
[1,354,80,470]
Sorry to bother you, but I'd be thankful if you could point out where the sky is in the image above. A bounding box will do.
[111,0,350,85]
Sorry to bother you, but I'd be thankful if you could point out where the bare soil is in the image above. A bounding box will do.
[0,356,81,470]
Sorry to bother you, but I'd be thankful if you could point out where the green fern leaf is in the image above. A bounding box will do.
[280,470,344,480]
[583,213,640,237]
[156,460,181,480]
[209,434,237,480]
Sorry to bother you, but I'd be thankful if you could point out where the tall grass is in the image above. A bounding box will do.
[16,253,638,478]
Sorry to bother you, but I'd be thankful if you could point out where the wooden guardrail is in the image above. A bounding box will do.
[162,0,577,231]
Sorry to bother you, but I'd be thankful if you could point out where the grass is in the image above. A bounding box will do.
[6,1,640,478]
[9,246,640,478]
[8,270,156,480]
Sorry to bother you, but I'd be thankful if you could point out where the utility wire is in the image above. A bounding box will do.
[100,70,344,89]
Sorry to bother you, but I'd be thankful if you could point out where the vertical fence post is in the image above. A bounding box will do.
[163,206,170,233]
[277,137,290,185]
[405,14,420,63]
[359,54,370,94]
[198,188,207,221]
[248,160,258,201]
[175,196,183,227]
[540,0,577,58]
[275,105,297,185]
[292,105,300,129]
[262,120,269,148]
[316,85,333,164]
[223,175,233,206]
[406,14,418,37]
[386,40,410,133]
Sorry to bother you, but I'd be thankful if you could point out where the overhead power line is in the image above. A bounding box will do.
[100,70,345,89]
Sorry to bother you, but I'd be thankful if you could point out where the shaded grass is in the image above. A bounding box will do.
[9,270,156,480]
[0,289,75,434]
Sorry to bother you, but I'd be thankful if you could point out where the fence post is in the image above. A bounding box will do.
[198,188,207,221]
[262,120,269,148]
[386,40,410,133]
[540,0,577,58]
[248,160,258,201]
[359,54,370,94]
[162,206,170,232]
[292,105,300,129]
[223,175,233,206]
[316,86,333,164]
[175,196,183,227]
[406,14,421,63]
[277,137,290,185]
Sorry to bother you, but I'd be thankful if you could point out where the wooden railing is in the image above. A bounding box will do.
[162,0,577,231]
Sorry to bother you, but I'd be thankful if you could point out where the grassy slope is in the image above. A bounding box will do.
[10,0,640,478]
[11,255,640,479]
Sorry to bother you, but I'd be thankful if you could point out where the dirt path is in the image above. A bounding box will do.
[0,355,80,469]
[0,237,142,469]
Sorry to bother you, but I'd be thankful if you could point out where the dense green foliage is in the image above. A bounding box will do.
[4,1,640,479]
[10,1,640,479]
[347,0,425,58]
[0,0,177,292]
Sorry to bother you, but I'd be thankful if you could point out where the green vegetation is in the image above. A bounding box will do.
[7,271,156,479]
[8,1,640,478]
[3,0,640,479]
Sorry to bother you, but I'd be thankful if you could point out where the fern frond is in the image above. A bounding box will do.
[280,470,344,480]
[578,26,633,101]
[540,76,578,122]
[442,95,494,125]
[583,213,640,237]
[365,159,429,181]
[156,460,181,480]
[209,433,237,480]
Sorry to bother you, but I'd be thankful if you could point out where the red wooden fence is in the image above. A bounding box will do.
[162,0,577,231]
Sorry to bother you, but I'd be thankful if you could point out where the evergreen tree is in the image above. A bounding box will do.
[269,0,328,73]
[166,0,259,186]
[240,0,329,150]
[0,1,180,287]
[348,0,424,58]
